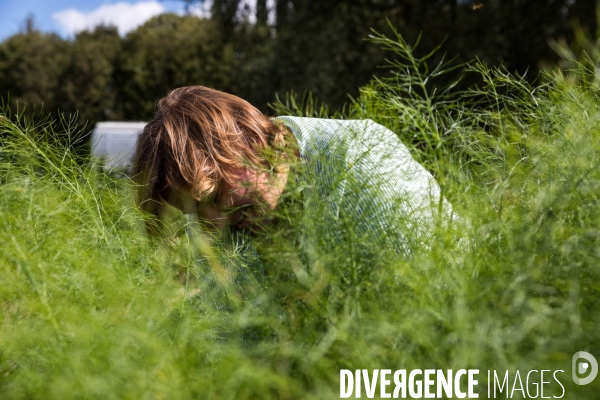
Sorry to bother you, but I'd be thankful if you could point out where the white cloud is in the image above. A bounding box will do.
[52,1,166,36]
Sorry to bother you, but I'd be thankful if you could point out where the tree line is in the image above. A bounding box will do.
[0,0,597,124]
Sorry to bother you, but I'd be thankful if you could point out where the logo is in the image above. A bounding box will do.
[572,351,598,385]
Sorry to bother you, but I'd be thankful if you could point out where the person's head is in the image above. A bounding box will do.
[132,86,291,233]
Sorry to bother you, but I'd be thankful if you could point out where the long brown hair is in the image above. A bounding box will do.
[131,86,287,227]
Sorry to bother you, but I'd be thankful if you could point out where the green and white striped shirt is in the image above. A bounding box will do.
[274,116,453,250]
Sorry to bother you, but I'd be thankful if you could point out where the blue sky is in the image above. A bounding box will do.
[0,0,199,41]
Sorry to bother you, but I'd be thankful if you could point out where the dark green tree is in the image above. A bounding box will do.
[58,26,122,122]
[256,0,269,26]
[211,0,242,41]
[0,21,68,115]
[114,13,235,120]
[266,0,598,110]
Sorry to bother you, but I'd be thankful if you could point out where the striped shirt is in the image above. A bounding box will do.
[274,116,453,250]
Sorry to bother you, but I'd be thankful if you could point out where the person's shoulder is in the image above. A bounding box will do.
[273,116,347,138]
[272,116,330,133]
[273,116,339,126]
[273,117,395,142]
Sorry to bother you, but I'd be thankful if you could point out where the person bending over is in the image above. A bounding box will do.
[132,86,453,250]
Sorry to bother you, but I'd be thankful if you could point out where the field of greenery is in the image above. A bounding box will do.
[1,30,600,399]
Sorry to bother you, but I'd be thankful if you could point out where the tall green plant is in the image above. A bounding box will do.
[2,27,600,399]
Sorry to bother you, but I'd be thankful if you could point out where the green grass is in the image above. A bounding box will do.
[1,30,600,399]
